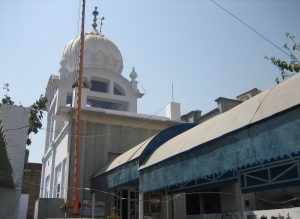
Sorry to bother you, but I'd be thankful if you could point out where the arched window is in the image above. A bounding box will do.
[90,78,109,93]
[114,83,125,96]
[87,97,128,111]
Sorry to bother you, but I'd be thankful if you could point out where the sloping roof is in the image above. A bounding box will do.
[140,73,300,170]
[92,123,197,189]
[93,137,154,177]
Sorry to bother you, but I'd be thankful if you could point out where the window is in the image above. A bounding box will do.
[149,193,162,215]
[245,200,250,207]
[56,184,60,198]
[114,87,123,95]
[114,83,125,96]
[91,80,108,93]
[66,94,72,106]
[186,194,200,215]
[87,98,127,111]
[202,189,221,213]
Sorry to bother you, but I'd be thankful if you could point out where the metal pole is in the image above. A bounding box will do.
[92,192,95,218]
[165,189,169,219]
[138,192,144,219]
[72,0,85,215]
[237,172,245,219]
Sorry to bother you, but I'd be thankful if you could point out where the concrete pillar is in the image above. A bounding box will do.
[92,192,95,218]
[57,86,68,108]
[109,80,114,94]
[139,192,144,219]
[72,87,88,108]
[165,102,181,121]
[50,148,56,198]
[173,194,186,219]
[237,174,245,219]
[40,160,46,197]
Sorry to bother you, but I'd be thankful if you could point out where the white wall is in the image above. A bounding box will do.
[185,207,300,219]
[0,105,30,186]
[18,194,29,219]
[55,134,68,166]
[250,207,300,218]
[0,105,29,219]
[0,187,20,219]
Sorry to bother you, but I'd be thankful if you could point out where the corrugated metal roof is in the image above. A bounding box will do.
[92,137,154,177]
[92,123,197,180]
[140,73,300,170]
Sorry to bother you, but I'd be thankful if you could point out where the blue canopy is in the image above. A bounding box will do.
[139,106,300,192]
[91,123,196,189]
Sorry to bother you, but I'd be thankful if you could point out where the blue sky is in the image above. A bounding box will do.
[0,0,299,162]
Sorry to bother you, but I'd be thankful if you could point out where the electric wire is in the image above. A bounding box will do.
[2,184,298,219]
[43,102,169,139]
[32,184,300,206]
[210,0,291,58]
[2,101,169,138]
[2,125,29,132]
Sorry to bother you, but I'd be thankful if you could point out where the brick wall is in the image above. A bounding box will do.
[22,163,42,219]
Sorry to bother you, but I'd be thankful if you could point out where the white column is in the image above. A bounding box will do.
[49,149,56,198]
[139,192,144,219]
[238,173,245,219]
[92,192,95,218]
[109,80,114,94]
[72,87,89,108]
[40,160,46,197]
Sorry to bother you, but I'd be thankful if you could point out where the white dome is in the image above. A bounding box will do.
[60,31,123,74]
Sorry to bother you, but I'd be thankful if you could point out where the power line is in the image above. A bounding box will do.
[210,0,291,58]
[31,184,300,206]
[3,102,169,139]
[2,125,29,132]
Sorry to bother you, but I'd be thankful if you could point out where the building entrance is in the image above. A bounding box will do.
[113,189,139,219]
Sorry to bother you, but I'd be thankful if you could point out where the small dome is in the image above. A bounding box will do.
[60,32,123,74]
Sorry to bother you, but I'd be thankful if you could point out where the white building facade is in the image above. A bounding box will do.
[39,10,180,215]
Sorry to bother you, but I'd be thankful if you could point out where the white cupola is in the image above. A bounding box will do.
[46,7,143,114]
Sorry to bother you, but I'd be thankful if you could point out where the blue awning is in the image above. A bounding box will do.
[138,74,300,192]
[91,123,197,189]
[139,106,300,192]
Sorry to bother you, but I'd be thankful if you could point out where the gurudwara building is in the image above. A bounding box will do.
[38,8,300,219]
[38,8,182,218]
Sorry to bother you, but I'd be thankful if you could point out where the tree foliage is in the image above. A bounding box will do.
[27,95,48,145]
[265,33,300,83]
[2,95,14,105]
[1,86,47,146]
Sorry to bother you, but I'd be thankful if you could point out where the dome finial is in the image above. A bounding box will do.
[92,6,99,30]
[100,16,105,35]
[130,67,138,81]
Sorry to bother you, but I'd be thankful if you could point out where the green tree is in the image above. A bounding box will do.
[2,83,14,105]
[1,84,47,146]
[2,95,14,105]
[26,95,47,145]
[265,33,300,83]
